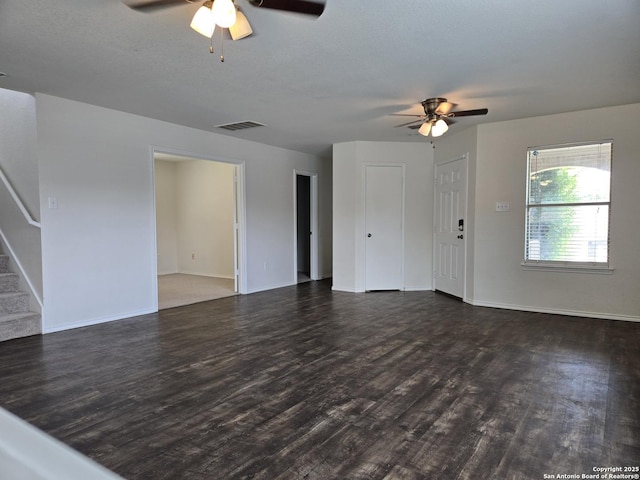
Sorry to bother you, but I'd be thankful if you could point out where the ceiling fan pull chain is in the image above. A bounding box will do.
[209,34,214,54]
[219,27,225,62]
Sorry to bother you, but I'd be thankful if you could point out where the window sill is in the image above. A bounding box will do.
[521,262,614,274]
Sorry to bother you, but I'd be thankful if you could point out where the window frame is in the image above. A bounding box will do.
[521,140,614,274]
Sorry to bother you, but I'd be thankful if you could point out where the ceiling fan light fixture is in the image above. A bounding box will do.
[434,101,454,115]
[190,1,216,37]
[431,119,449,137]
[211,0,237,28]
[418,122,432,137]
[229,10,252,40]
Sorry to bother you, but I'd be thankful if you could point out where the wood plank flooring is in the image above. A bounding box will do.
[0,279,638,479]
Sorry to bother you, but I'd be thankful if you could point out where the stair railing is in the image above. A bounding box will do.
[0,164,43,311]
[0,167,40,228]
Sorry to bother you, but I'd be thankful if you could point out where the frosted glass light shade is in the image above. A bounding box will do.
[190,1,215,38]
[211,0,237,28]
[431,119,449,137]
[418,122,431,136]
[229,10,252,40]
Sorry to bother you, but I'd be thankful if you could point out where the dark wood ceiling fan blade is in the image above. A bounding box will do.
[449,108,489,117]
[247,0,325,16]
[395,119,424,128]
[123,0,188,11]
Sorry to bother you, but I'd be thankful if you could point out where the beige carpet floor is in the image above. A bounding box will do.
[158,274,237,310]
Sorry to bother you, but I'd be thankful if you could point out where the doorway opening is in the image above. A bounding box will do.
[294,171,319,283]
[153,151,246,309]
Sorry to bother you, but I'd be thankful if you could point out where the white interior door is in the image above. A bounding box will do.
[365,165,404,291]
[434,156,467,298]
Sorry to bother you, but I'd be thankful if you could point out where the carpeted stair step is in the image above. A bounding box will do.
[0,291,30,315]
[0,272,20,293]
[0,254,8,274]
[0,312,40,342]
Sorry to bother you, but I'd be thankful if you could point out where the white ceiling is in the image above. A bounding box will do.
[1,0,639,156]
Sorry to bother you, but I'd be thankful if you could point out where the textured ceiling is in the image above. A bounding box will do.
[1,0,639,156]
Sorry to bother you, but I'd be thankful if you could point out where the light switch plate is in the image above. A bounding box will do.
[495,201,509,212]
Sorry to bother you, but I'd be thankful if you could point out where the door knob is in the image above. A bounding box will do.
[367,233,372,237]
[457,234,464,239]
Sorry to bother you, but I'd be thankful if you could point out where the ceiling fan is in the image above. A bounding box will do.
[124,0,324,60]
[393,98,488,137]
[124,0,325,17]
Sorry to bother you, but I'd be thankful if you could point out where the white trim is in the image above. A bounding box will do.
[521,261,614,274]
[432,153,469,299]
[293,170,319,282]
[403,285,430,292]
[0,407,124,480]
[0,166,40,228]
[149,147,159,312]
[527,138,614,152]
[150,146,248,300]
[171,271,235,280]
[245,280,297,295]
[43,308,156,334]
[0,226,43,311]
[363,163,406,291]
[331,285,360,293]
[469,299,639,323]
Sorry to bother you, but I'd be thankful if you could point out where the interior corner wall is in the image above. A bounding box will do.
[471,103,640,320]
[317,154,333,280]
[332,141,433,293]
[36,93,329,332]
[175,160,234,278]
[154,160,178,275]
[332,142,358,291]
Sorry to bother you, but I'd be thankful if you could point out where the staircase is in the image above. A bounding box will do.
[0,254,41,342]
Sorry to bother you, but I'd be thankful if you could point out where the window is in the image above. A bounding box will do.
[524,141,612,270]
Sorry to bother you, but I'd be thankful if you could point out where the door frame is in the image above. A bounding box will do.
[293,170,319,282]
[432,153,468,300]
[150,147,248,312]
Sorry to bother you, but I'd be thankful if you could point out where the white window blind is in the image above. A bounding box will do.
[524,141,612,266]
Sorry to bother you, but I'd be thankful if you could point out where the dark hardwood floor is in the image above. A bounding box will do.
[0,280,638,479]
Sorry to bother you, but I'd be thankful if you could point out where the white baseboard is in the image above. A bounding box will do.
[331,284,361,293]
[246,280,298,294]
[403,285,431,292]
[43,308,156,334]
[0,407,123,480]
[174,270,234,280]
[469,299,640,323]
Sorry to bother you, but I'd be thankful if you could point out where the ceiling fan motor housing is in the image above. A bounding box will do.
[422,97,448,115]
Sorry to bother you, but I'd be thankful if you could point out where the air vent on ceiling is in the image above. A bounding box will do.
[215,120,265,131]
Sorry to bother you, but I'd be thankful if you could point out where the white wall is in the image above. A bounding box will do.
[154,160,178,275]
[175,160,234,278]
[436,103,640,321]
[36,94,330,332]
[332,141,433,292]
[0,88,42,310]
[155,159,234,278]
